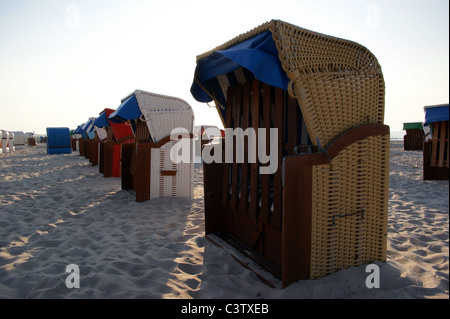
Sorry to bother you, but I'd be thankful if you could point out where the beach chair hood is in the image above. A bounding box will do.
[110,90,194,143]
[424,104,449,126]
[191,19,385,148]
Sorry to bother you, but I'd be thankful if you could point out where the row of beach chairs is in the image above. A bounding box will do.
[1,130,37,153]
[67,90,195,202]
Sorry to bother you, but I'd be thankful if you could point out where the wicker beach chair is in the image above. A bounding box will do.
[7,132,15,151]
[72,126,83,152]
[423,103,449,180]
[46,127,72,154]
[94,108,135,177]
[1,130,10,153]
[78,118,96,158]
[13,131,26,149]
[403,122,425,151]
[109,90,195,201]
[191,20,390,287]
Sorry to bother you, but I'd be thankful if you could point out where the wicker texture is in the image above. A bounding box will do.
[196,19,385,149]
[148,140,194,200]
[310,134,389,278]
[134,90,194,143]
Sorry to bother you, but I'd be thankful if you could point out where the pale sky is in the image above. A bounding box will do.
[0,0,448,134]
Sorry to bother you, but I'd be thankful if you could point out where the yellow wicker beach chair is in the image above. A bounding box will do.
[191,20,390,287]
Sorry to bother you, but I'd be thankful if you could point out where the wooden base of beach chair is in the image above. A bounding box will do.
[79,140,85,156]
[83,140,90,159]
[71,138,77,151]
[103,142,121,178]
[99,142,105,174]
[424,141,449,180]
[404,129,424,151]
[121,143,134,190]
[89,140,99,166]
[134,143,151,202]
[27,138,36,146]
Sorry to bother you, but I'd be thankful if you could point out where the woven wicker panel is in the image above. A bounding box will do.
[134,90,194,143]
[310,134,389,279]
[148,140,194,200]
[270,20,385,148]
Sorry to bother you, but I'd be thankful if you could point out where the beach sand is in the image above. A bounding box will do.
[0,141,448,299]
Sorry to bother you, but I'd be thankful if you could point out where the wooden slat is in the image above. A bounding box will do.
[430,123,439,167]
[230,85,242,210]
[103,142,113,177]
[222,87,234,206]
[286,96,299,155]
[135,143,151,202]
[161,169,177,176]
[261,83,271,223]
[249,80,260,218]
[282,157,313,287]
[240,81,251,215]
[121,143,134,190]
[438,121,446,167]
[445,122,450,168]
[90,140,98,166]
[272,87,284,229]
[99,142,105,174]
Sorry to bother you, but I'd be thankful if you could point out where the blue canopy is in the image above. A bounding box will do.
[109,94,141,123]
[79,118,96,139]
[74,125,83,134]
[424,104,449,126]
[94,112,109,128]
[190,30,289,107]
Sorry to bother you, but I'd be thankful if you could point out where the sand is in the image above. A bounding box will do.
[0,141,448,299]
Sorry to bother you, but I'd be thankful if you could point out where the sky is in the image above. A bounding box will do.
[0,0,448,135]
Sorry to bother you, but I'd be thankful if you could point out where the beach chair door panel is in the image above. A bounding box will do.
[219,79,311,273]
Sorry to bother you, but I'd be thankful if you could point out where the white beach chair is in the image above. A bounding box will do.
[120,90,195,201]
[8,132,15,151]
[1,130,9,153]
[13,131,26,149]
